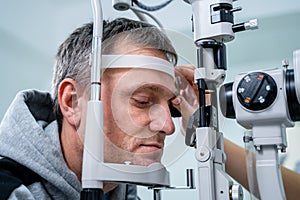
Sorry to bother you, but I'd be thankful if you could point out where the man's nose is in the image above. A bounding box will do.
[149,103,175,135]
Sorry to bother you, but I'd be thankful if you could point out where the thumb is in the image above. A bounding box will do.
[171,96,198,132]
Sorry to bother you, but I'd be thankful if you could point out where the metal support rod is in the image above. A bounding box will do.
[186,169,195,188]
[197,79,207,127]
[90,36,102,101]
[153,189,162,200]
[255,145,286,200]
[90,0,103,101]
[192,20,238,200]
[81,0,104,199]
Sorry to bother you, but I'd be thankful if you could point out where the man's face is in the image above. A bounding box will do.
[101,51,176,166]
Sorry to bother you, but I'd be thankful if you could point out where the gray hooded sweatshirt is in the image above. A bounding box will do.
[0,90,138,200]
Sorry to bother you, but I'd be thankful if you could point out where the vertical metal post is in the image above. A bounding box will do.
[153,189,162,200]
[81,0,104,199]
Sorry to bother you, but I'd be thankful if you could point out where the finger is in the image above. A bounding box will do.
[171,96,182,111]
[176,64,195,70]
[171,96,196,118]
[175,65,199,98]
[175,67,195,86]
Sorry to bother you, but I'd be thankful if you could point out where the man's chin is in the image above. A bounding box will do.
[104,147,163,166]
[132,158,160,166]
[131,152,163,166]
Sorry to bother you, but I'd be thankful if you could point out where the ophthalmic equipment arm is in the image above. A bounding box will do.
[220,50,300,200]
[183,0,257,199]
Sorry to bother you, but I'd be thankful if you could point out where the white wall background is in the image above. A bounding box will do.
[1,1,300,199]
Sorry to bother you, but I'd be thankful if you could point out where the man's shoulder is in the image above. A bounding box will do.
[0,157,42,200]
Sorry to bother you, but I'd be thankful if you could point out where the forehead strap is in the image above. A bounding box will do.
[102,55,175,78]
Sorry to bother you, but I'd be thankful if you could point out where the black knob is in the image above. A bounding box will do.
[219,82,235,118]
[237,72,277,111]
[286,69,300,121]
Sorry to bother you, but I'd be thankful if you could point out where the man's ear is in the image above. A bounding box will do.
[58,78,80,127]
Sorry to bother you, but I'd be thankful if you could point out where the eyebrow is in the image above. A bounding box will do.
[133,84,177,99]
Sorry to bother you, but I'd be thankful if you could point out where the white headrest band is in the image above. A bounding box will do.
[102,55,175,78]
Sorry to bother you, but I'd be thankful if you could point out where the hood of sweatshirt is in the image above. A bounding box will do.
[0,89,81,199]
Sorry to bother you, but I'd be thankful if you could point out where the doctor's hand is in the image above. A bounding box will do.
[171,65,199,134]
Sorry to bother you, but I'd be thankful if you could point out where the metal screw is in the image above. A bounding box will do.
[282,59,289,68]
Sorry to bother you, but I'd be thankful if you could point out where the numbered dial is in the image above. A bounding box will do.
[237,72,277,111]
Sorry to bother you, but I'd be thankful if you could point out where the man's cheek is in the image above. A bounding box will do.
[128,107,150,127]
[111,100,152,138]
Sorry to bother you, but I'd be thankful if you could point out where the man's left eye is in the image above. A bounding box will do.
[136,100,150,105]
[131,97,153,108]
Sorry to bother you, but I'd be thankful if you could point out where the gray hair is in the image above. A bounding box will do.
[52,18,177,132]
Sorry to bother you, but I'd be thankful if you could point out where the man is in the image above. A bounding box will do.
[0,18,177,199]
[1,17,300,200]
